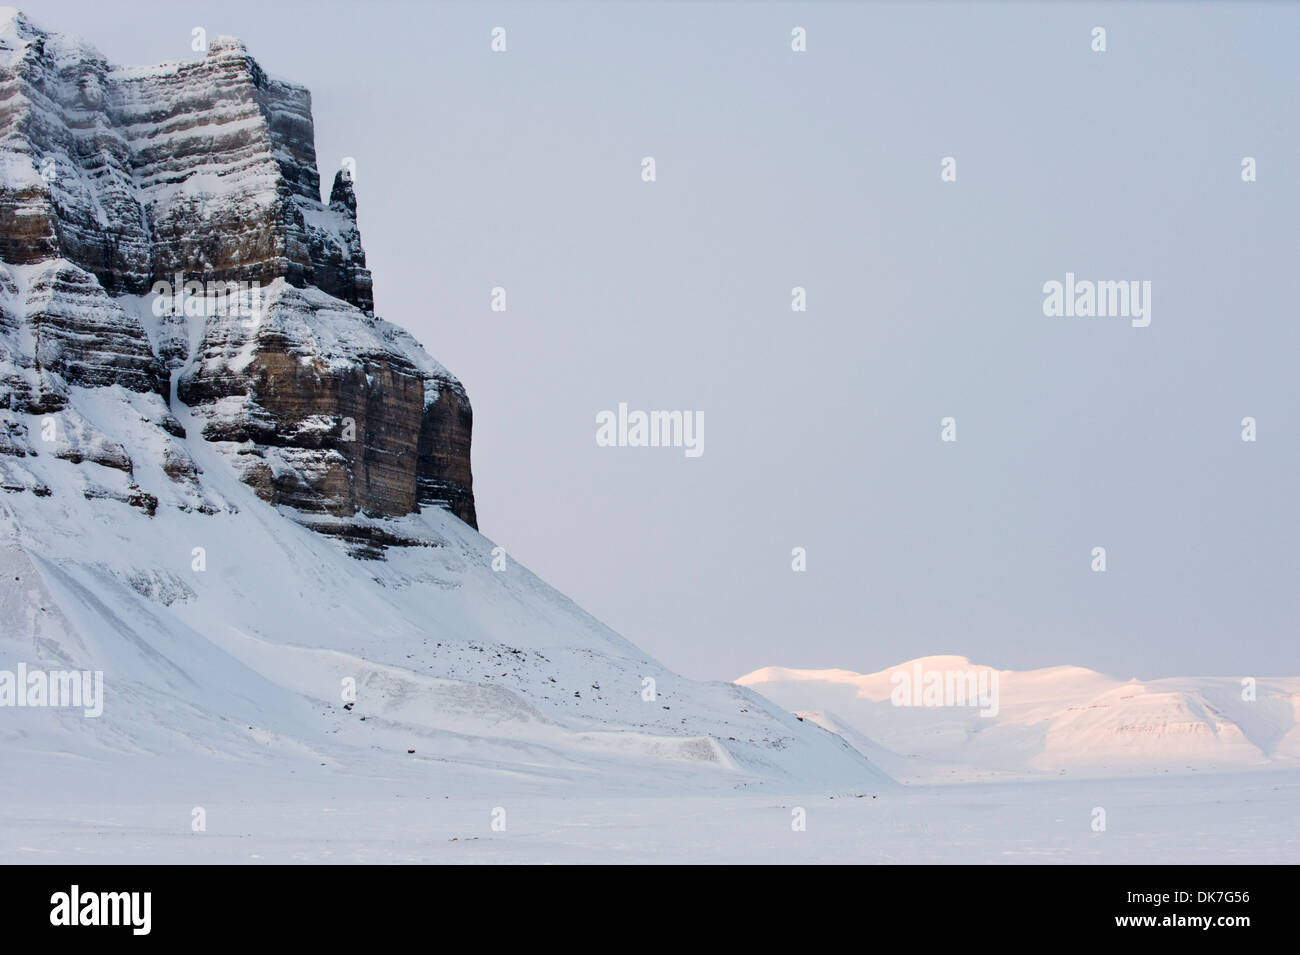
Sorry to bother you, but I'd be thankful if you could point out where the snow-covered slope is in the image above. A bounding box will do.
[739,656,1300,781]
[0,378,890,788]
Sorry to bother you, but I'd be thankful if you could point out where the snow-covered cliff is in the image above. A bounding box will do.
[0,9,887,790]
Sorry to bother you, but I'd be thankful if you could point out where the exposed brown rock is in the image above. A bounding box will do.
[0,11,476,536]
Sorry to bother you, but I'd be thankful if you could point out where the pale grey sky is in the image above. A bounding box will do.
[31,1,1300,681]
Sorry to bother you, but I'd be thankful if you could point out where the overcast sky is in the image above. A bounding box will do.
[31,1,1300,681]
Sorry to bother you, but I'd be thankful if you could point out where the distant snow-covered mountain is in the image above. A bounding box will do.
[738,655,1300,782]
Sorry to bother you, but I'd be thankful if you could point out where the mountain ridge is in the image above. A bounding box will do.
[738,657,1300,781]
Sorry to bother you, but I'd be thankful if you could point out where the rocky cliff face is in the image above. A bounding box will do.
[0,10,891,798]
[0,9,475,540]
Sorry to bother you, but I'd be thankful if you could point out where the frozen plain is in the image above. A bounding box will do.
[6,752,1298,864]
